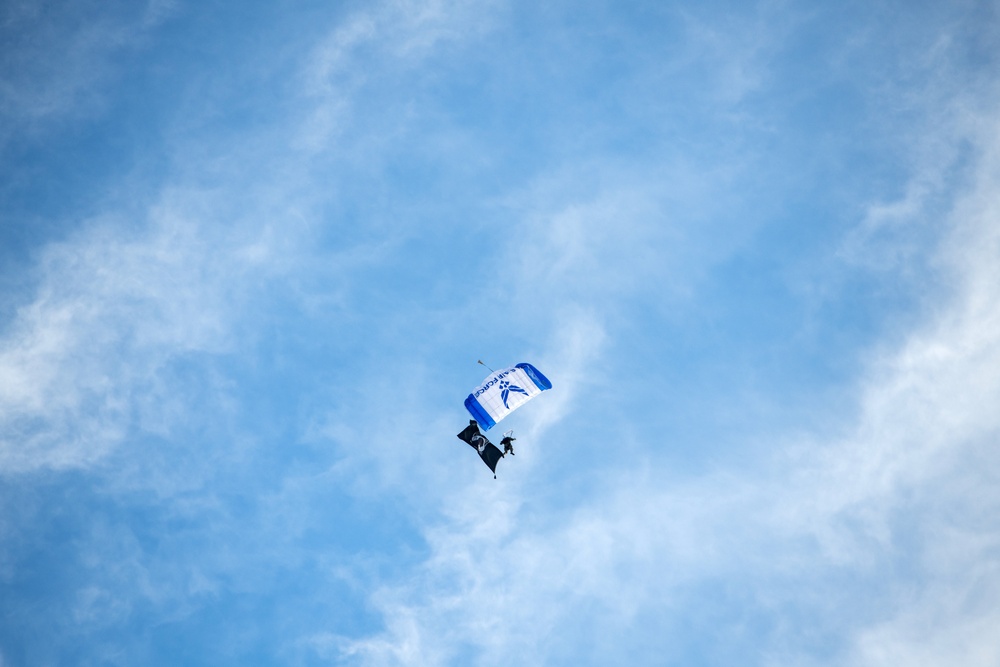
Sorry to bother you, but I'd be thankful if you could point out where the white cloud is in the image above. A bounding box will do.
[3,3,998,664]
[326,69,1000,667]
[298,0,499,152]
[526,309,606,438]
[0,194,266,473]
[0,0,173,143]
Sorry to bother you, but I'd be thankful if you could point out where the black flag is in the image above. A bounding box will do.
[457,420,504,477]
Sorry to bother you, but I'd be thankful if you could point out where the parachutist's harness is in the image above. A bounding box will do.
[501,430,516,457]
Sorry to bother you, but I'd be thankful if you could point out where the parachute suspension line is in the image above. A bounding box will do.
[477,360,495,373]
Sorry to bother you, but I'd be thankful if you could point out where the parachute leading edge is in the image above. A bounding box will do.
[464,362,552,430]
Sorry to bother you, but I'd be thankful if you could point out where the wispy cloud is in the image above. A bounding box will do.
[0,191,268,472]
[329,54,1000,667]
[298,0,500,152]
[0,0,173,145]
[3,1,999,665]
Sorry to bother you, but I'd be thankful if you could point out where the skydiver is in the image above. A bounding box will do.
[501,434,516,457]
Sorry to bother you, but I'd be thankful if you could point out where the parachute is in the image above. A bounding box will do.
[464,362,552,430]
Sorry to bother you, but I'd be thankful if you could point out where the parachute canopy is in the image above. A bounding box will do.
[465,362,552,430]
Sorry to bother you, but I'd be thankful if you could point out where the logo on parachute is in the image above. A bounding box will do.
[474,369,513,398]
[499,379,528,409]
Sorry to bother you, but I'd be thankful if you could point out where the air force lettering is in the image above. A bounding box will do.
[464,362,552,430]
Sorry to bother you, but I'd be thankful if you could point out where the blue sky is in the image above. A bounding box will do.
[2,0,1000,665]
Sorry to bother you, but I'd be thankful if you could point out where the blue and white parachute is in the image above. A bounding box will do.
[464,362,552,430]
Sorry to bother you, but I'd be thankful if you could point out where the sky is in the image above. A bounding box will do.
[2,0,1000,665]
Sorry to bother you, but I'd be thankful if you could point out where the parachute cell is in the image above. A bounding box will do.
[464,362,552,430]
